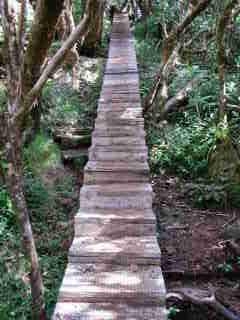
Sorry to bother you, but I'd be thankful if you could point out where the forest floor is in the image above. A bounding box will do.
[153,173,240,320]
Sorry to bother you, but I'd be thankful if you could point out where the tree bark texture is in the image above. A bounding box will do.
[80,0,105,57]
[217,0,239,121]
[6,124,46,319]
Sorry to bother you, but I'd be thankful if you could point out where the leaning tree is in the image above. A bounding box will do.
[0,0,96,318]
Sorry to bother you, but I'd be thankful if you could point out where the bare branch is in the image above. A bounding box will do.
[144,0,212,111]
[167,287,240,320]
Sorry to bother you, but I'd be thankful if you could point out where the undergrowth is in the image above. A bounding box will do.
[0,155,77,319]
[135,13,240,209]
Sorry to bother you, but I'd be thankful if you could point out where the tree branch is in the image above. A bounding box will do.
[160,74,202,119]
[13,9,90,125]
[167,287,240,320]
[144,0,212,111]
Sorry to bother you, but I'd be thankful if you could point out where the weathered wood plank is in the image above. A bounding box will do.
[74,221,156,237]
[80,183,152,210]
[57,264,165,305]
[75,209,156,224]
[69,236,161,265]
[53,303,167,320]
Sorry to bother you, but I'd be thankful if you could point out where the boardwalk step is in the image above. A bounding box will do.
[84,171,149,184]
[88,149,147,161]
[85,161,149,172]
[69,236,160,265]
[92,136,146,146]
[84,162,149,184]
[58,264,165,305]
[92,127,145,138]
[80,183,152,209]
[53,303,167,320]
[88,145,148,152]
[75,209,156,224]
[75,221,156,237]
[97,110,142,120]
[95,118,144,127]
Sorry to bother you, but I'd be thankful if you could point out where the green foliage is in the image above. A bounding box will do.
[42,79,99,131]
[23,132,61,175]
[0,170,76,319]
[23,173,51,217]
[218,262,233,273]
[148,120,215,178]
[185,178,240,208]
[73,0,83,22]
[0,185,14,238]
[0,84,6,111]
[185,180,227,208]
[42,81,82,128]
[0,184,31,319]
[237,257,240,268]
[168,305,180,319]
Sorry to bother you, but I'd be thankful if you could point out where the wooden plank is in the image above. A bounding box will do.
[92,127,146,138]
[97,109,142,119]
[75,209,156,224]
[95,118,144,127]
[69,236,161,265]
[91,136,146,146]
[84,171,150,185]
[74,221,156,237]
[88,145,147,154]
[57,264,165,305]
[80,184,152,210]
[53,303,167,320]
[88,149,147,162]
[85,161,149,172]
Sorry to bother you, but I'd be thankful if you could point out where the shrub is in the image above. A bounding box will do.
[23,132,61,175]
[148,120,215,178]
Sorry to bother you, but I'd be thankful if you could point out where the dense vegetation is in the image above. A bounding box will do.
[1,0,240,319]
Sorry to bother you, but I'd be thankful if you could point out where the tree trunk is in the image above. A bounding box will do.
[56,0,75,41]
[22,0,65,133]
[6,124,46,320]
[217,0,238,121]
[80,0,105,57]
[0,0,90,317]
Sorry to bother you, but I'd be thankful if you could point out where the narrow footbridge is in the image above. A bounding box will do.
[53,14,167,320]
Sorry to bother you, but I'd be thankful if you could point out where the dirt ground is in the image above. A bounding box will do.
[153,173,240,320]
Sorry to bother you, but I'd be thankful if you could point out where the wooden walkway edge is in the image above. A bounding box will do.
[52,13,167,320]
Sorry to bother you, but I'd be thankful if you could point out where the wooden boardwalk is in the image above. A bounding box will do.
[53,14,167,320]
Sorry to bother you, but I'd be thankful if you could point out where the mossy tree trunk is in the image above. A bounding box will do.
[208,0,240,182]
